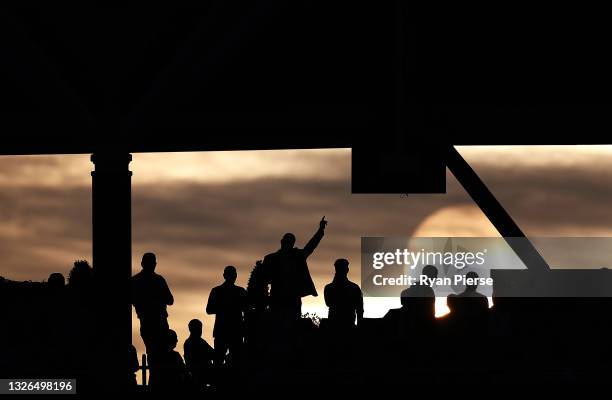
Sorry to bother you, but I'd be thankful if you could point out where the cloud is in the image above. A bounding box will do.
[3,146,612,354]
[0,149,350,187]
[460,158,612,234]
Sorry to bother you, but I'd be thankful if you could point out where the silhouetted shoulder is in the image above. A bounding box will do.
[131,270,144,280]
[131,270,165,283]
[155,273,168,284]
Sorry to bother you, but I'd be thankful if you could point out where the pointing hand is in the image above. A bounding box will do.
[320,216,328,230]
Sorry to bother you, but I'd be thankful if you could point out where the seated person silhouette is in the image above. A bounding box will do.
[324,258,363,330]
[131,253,174,357]
[184,319,214,388]
[261,216,327,322]
[151,329,190,392]
[206,266,247,367]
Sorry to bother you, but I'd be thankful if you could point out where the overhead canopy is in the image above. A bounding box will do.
[1,3,611,156]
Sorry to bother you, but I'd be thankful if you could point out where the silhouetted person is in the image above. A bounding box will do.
[436,294,460,361]
[383,264,439,362]
[184,319,214,389]
[456,271,489,330]
[45,272,67,368]
[61,261,95,382]
[449,272,490,371]
[131,253,174,357]
[151,329,190,392]
[47,272,65,290]
[323,258,362,366]
[458,272,488,301]
[262,216,327,321]
[46,272,66,313]
[400,264,438,322]
[206,266,247,367]
[324,258,363,329]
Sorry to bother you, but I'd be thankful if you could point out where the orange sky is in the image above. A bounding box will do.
[2,146,612,361]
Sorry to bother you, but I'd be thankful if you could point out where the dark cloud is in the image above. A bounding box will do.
[0,156,61,175]
[128,177,455,295]
[3,151,612,353]
[3,160,612,284]
[132,178,441,248]
[469,163,612,233]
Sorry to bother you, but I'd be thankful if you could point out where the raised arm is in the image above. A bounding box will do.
[303,216,327,258]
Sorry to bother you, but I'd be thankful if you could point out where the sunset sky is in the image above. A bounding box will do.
[1,146,612,358]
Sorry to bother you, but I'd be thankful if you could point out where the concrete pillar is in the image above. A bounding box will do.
[90,152,132,390]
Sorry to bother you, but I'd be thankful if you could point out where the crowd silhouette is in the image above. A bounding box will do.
[2,216,612,392]
[126,216,496,391]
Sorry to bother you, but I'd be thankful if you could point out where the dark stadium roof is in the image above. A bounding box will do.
[2,3,611,155]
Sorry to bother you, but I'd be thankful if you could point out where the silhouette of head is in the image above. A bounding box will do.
[68,260,92,287]
[141,253,157,273]
[168,329,178,350]
[465,271,479,291]
[334,258,349,277]
[280,233,296,250]
[422,264,438,280]
[188,319,202,337]
[48,273,65,289]
[223,265,237,284]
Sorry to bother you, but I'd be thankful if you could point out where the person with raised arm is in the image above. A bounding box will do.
[262,216,327,321]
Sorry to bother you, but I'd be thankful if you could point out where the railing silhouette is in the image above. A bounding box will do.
[139,354,149,387]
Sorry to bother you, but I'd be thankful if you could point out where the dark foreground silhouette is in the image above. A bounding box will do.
[206,265,247,368]
[2,221,612,392]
